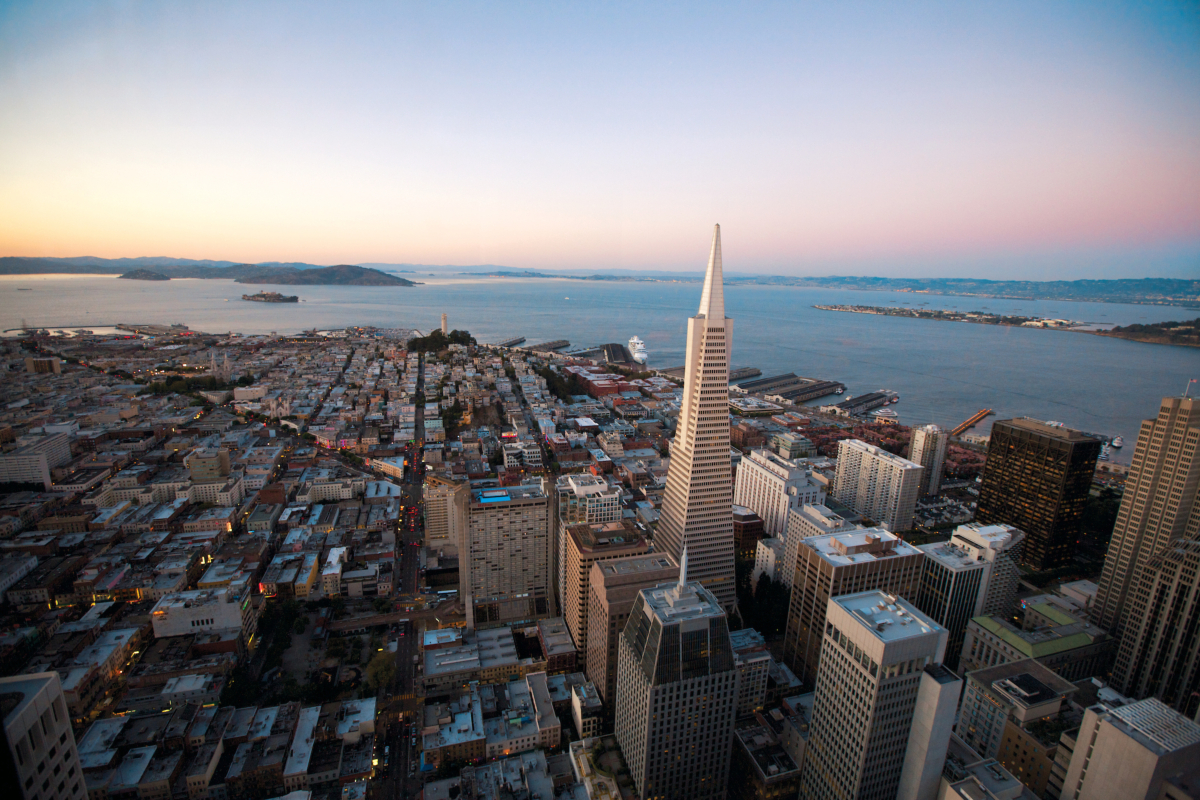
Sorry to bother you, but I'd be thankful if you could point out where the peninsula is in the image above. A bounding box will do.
[814,304,1081,329]
[118,269,170,281]
[1089,318,1200,348]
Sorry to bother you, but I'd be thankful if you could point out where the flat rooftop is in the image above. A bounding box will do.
[598,555,676,579]
[806,528,921,567]
[837,591,941,642]
[642,580,725,625]
[1000,417,1101,443]
[472,484,545,504]
[1108,699,1200,754]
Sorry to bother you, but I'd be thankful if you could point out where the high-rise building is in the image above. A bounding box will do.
[423,472,469,557]
[1108,537,1200,714]
[733,448,824,539]
[781,527,924,685]
[915,523,1025,671]
[800,591,951,800]
[955,658,1077,762]
[1057,698,1200,800]
[0,672,87,800]
[462,482,550,627]
[909,424,950,497]
[554,475,622,611]
[0,433,71,490]
[832,439,924,532]
[655,225,737,610]
[561,519,648,658]
[1094,397,1200,639]
[975,418,1102,570]
[778,503,861,592]
[584,554,678,707]
[614,561,739,800]
[441,312,448,335]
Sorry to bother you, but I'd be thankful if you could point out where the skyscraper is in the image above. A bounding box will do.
[832,439,924,532]
[655,224,737,610]
[461,482,550,627]
[975,418,1102,570]
[909,423,950,497]
[800,591,952,800]
[732,448,824,538]
[781,527,925,684]
[0,672,87,800]
[554,474,622,612]
[614,557,739,800]
[915,522,1025,671]
[561,519,648,658]
[1094,397,1200,632]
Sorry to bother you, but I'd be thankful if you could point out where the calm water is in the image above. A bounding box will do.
[3,274,1197,458]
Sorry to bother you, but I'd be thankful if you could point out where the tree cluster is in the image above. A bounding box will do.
[407,329,475,353]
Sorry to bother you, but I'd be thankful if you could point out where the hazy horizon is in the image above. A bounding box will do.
[2,2,1198,278]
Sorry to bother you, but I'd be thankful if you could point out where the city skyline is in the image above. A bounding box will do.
[1,3,1198,277]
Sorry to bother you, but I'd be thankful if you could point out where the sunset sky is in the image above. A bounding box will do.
[1,1,1197,277]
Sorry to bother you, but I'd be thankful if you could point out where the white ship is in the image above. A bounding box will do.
[628,336,649,364]
[1110,436,1124,448]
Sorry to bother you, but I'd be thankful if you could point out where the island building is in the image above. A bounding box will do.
[584,554,678,709]
[560,519,647,662]
[732,448,825,539]
[909,423,950,497]
[614,555,739,800]
[0,672,87,800]
[1093,396,1200,710]
[1057,698,1200,800]
[914,522,1025,671]
[460,482,550,628]
[781,528,924,685]
[800,591,957,800]
[654,225,738,610]
[975,418,1102,570]
[832,439,924,532]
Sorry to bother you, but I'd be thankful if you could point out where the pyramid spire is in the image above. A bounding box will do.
[678,546,689,591]
[697,223,724,320]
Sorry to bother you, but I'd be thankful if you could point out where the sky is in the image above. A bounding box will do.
[1,1,1198,278]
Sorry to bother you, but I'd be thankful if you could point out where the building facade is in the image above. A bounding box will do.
[462,483,550,627]
[0,673,87,800]
[654,225,738,610]
[832,439,923,532]
[909,423,950,497]
[975,418,1102,570]
[732,448,824,539]
[561,520,647,660]
[614,571,739,800]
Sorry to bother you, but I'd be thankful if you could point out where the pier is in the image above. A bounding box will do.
[731,372,846,403]
[527,339,570,352]
[952,408,994,436]
[493,336,526,348]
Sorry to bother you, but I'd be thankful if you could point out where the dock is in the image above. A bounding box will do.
[527,339,570,352]
[493,336,526,348]
[828,390,897,416]
[952,409,994,436]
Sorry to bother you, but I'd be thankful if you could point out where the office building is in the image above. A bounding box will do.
[728,714,803,800]
[731,506,766,558]
[187,448,231,482]
[778,504,861,592]
[655,225,738,610]
[584,554,678,707]
[554,474,622,612]
[25,357,62,374]
[614,562,739,800]
[423,473,469,557]
[733,448,824,539]
[915,523,1025,671]
[909,423,950,497]
[150,585,256,639]
[1108,537,1200,713]
[561,519,647,660]
[959,606,1116,682]
[800,591,950,800]
[461,483,550,627]
[0,672,87,800]
[832,439,924,532]
[0,434,71,490]
[781,528,924,684]
[1058,698,1200,800]
[955,658,1077,761]
[975,418,1102,569]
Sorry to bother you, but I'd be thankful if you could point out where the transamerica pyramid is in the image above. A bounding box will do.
[654,224,737,611]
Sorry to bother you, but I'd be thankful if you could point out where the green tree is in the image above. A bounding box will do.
[366,652,397,690]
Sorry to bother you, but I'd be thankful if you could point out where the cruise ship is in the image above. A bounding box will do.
[628,336,649,364]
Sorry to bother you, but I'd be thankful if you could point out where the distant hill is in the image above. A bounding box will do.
[235,264,415,286]
[1,257,414,286]
[118,269,170,281]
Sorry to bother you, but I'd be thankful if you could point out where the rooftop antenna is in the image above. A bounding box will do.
[1186,379,1197,398]
[678,546,688,591]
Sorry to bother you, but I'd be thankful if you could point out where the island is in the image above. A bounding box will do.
[1090,318,1200,348]
[813,304,1081,329]
[234,264,415,286]
[118,269,170,281]
[242,291,299,303]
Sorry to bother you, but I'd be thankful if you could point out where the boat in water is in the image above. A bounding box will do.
[1110,436,1124,448]
[628,336,649,364]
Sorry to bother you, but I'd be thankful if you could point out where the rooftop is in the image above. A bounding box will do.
[472,483,546,505]
[1108,698,1200,754]
[805,528,920,567]
[837,591,942,642]
[597,555,676,579]
[642,580,725,625]
[1001,417,1100,442]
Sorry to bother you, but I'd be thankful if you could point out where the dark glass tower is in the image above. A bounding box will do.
[975,418,1101,569]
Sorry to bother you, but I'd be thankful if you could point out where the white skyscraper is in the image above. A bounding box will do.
[555,474,622,611]
[833,439,924,532]
[733,448,824,539]
[1,672,87,800]
[614,555,740,800]
[655,225,737,610]
[801,591,953,800]
[909,424,950,496]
